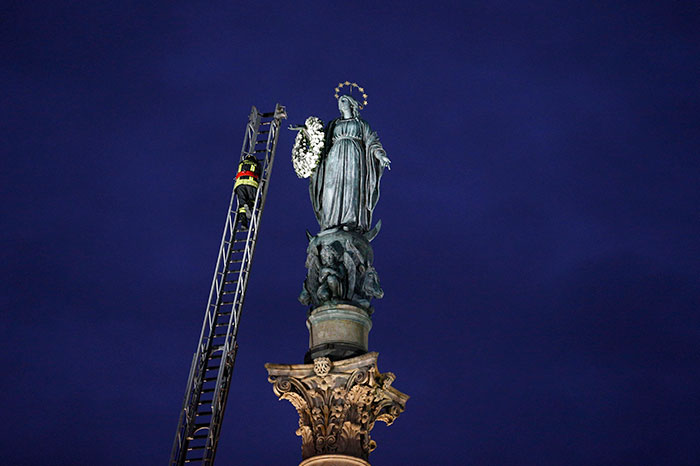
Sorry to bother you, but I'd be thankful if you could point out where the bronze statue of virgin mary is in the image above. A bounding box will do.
[292,89,391,312]
[309,94,391,234]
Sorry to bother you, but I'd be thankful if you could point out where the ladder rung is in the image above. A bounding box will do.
[261,112,275,117]
[187,445,206,451]
[253,149,267,153]
[203,377,217,382]
[184,457,204,463]
[197,411,213,416]
[201,388,215,393]
[258,129,269,134]
[225,238,247,245]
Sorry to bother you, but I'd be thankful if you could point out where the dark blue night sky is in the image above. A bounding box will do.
[2,2,699,465]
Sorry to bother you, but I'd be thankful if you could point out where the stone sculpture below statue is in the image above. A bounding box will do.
[299,228,383,311]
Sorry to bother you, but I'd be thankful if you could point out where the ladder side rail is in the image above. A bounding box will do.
[208,226,253,426]
[204,338,237,465]
[195,106,261,371]
[205,107,285,463]
[201,106,260,346]
[194,175,257,461]
[206,342,237,466]
[170,350,200,463]
[170,216,234,466]
[170,107,261,466]
[242,107,261,158]
[180,202,242,463]
[230,105,282,338]
[216,108,279,366]
[203,215,255,461]
[202,110,269,461]
[223,109,281,348]
[170,189,236,466]
[207,164,263,432]
[172,105,285,465]
[195,106,260,354]
[204,191,264,464]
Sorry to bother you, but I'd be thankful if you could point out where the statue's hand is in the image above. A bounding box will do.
[376,153,391,170]
[289,125,310,141]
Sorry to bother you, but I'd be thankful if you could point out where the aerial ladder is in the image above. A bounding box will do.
[170,104,287,465]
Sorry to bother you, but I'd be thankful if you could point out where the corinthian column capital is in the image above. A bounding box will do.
[266,352,408,463]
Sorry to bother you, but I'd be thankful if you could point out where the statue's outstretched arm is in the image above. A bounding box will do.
[375,149,391,170]
[364,123,391,170]
[289,124,310,141]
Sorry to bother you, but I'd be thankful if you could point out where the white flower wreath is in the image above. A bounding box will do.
[292,116,325,178]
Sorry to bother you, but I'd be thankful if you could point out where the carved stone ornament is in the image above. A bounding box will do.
[314,357,332,377]
[300,229,383,311]
[265,352,408,462]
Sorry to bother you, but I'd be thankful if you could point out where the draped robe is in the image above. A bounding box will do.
[309,117,385,232]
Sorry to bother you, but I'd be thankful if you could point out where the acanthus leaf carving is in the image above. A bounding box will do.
[266,353,408,462]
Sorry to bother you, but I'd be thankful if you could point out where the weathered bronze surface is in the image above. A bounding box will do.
[295,94,390,313]
[309,95,390,234]
[300,229,383,311]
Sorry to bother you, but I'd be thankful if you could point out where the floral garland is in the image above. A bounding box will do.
[292,116,325,178]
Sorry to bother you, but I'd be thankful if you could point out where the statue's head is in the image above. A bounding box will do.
[338,95,361,118]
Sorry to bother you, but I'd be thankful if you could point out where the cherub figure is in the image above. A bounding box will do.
[317,243,346,302]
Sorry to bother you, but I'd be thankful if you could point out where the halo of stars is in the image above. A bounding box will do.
[334,81,368,109]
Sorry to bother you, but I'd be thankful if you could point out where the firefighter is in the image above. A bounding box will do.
[234,155,261,229]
